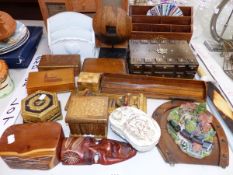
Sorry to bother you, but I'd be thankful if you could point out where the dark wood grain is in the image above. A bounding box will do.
[152,100,229,168]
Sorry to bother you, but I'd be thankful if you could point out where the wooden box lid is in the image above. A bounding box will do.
[0,122,63,156]
[78,72,101,84]
[82,58,128,74]
[66,96,109,123]
[27,68,75,94]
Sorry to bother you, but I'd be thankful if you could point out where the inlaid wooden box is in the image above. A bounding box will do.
[82,58,128,74]
[65,96,109,137]
[0,122,64,170]
[77,72,101,92]
[27,68,75,94]
[38,54,81,76]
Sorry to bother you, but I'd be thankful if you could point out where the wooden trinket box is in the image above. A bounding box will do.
[101,73,207,102]
[38,54,81,76]
[82,58,128,74]
[129,5,193,41]
[129,40,198,78]
[0,122,64,170]
[77,72,101,92]
[21,90,62,123]
[27,68,75,94]
[65,96,109,137]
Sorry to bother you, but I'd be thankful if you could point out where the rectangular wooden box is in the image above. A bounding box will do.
[101,73,207,102]
[0,122,64,170]
[129,5,193,41]
[77,72,101,92]
[38,54,81,76]
[65,96,109,137]
[27,68,75,94]
[82,58,128,74]
[129,40,198,78]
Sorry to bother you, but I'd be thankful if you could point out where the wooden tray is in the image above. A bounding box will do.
[152,100,229,168]
[129,5,193,41]
[100,73,206,102]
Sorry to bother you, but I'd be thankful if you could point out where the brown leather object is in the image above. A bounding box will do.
[38,54,81,76]
[100,73,207,102]
[0,11,16,41]
[0,122,64,170]
[27,68,75,94]
[61,137,137,165]
[0,60,8,82]
[152,101,229,168]
[82,58,128,74]
[93,0,131,45]
[66,96,109,137]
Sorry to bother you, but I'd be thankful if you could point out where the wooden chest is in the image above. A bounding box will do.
[82,58,128,74]
[77,72,101,92]
[129,5,193,41]
[65,96,109,137]
[0,122,64,170]
[38,54,81,76]
[129,40,198,78]
[27,68,75,94]
[21,90,62,123]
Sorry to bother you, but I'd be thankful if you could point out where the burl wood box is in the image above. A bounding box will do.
[0,122,64,170]
[77,72,101,92]
[27,68,75,94]
[82,58,128,74]
[65,96,109,137]
[129,40,198,78]
[21,90,62,123]
[129,5,193,41]
[38,54,81,76]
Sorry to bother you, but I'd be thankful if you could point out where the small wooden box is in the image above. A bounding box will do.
[38,54,81,76]
[0,122,64,170]
[82,58,128,74]
[77,72,101,92]
[21,90,62,123]
[65,96,109,137]
[27,68,75,94]
[129,5,193,41]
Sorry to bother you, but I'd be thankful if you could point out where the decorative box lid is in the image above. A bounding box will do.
[66,96,109,123]
[0,122,63,156]
[0,60,8,82]
[78,72,101,84]
[38,54,81,69]
[21,90,61,122]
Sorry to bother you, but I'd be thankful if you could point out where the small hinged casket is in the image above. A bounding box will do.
[77,72,101,92]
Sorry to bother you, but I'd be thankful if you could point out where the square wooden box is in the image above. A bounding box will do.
[38,54,81,76]
[129,5,193,41]
[65,96,109,137]
[77,72,101,92]
[0,122,64,170]
[27,68,75,94]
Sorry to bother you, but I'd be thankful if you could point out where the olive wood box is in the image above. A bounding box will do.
[82,58,128,74]
[77,72,101,92]
[0,122,64,170]
[129,5,193,41]
[27,68,75,94]
[38,54,81,76]
[65,96,109,137]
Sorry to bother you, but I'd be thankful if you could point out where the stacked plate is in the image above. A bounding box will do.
[147,3,183,16]
[0,21,30,55]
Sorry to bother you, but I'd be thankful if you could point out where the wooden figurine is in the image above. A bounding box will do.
[0,122,64,169]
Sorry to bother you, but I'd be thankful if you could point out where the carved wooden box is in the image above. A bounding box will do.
[21,90,62,123]
[38,54,81,76]
[0,122,64,170]
[129,40,198,78]
[82,58,128,74]
[27,68,75,94]
[65,96,109,137]
[77,72,101,92]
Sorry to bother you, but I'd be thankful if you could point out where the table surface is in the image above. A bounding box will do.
[0,20,233,175]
